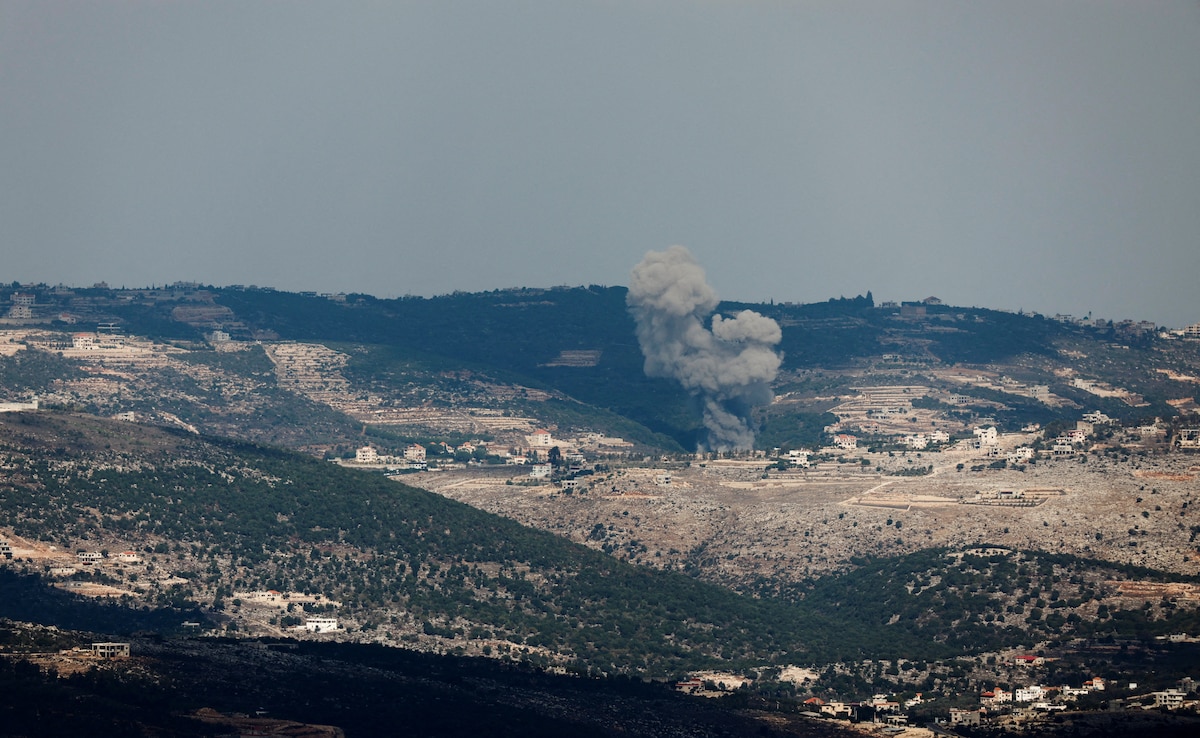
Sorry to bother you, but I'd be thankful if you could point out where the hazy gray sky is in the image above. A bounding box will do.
[2,2,1198,325]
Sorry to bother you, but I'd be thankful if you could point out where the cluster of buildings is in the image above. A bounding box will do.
[811,408,1188,469]
[901,430,951,450]
[958,673,1200,722]
[355,443,430,467]
[775,668,1196,730]
[799,692,928,725]
[72,550,142,566]
[352,426,619,482]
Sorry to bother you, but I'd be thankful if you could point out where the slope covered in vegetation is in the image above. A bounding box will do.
[3,412,1198,677]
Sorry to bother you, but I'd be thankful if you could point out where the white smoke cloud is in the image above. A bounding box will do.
[627,245,782,451]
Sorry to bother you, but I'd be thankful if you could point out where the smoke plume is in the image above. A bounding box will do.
[627,246,782,451]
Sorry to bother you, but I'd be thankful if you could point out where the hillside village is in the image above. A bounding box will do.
[3,407,1200,732]
[2,284,1200,734]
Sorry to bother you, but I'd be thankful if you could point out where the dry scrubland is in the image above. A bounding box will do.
[418,448,1200,589]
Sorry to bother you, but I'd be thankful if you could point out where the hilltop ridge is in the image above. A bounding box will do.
[1,283,1197,458]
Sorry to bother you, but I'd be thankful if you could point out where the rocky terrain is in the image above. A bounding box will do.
[418,444,1200,589]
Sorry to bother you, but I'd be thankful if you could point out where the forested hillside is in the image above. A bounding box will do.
[3,412,1200,679]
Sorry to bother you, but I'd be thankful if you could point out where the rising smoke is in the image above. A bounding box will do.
[627,246,782,451]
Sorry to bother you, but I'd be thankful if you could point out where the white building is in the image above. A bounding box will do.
[304,618,340,633]
[1154,689,1186,709]
[786,449,810,467]
[1007,447,1035,463]
[404,444,426,462]
[928,430,950,444]
[356,446,378,464]
[529,464,552,479]
[905,434,928,450]
[527,429,555,448]
[1015,686,1046,702]
[974,426,998,446]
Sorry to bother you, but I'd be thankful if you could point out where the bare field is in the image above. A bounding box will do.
[414,451,1200,588]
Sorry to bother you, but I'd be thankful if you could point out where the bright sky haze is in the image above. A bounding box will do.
[2,2,1198,326]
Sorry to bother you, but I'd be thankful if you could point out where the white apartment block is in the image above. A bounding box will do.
[527,429,554,447]
[1007,447,1035,463]
[974,426,998,446]
[787,449,810,467]
[1015,686,1046,702]
[304,618,340,633]
[1154,689,1185,709]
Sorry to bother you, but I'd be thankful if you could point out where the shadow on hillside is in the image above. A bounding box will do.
[0,568,208,635]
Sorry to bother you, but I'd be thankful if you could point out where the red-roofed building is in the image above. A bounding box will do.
[834,434,858,450]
